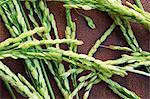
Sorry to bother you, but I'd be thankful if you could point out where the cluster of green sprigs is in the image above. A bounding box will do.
[63,0,150,30]
[25,0,74,98]
[0,30,150,99]
[60,0,150,98]
[0,0,50,98]
[0,0,149,99]
[0,61,43,99]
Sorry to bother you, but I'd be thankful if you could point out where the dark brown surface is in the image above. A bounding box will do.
[0,1,150,99]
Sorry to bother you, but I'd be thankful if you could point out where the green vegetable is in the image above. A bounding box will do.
[0,0,50,98]
[0,61,42,99]
[0,0,149,99]
[64,0,150,29]
[25,0,73,98]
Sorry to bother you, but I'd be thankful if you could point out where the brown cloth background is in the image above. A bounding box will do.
[0,0,150,99]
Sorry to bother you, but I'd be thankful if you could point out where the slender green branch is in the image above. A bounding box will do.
[88,22,116,56]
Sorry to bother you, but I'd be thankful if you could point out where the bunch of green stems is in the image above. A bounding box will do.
[0,37,150,78]
[0,61,43,99]
[87,1,149,97]
[0,27,129,98]
[0,0,50,98]
[61,0,148,98]
[0,26,82,99]
[62,0,150,30]
[65,7,79,99]
[0,27,83,50]
[25,0,74,98]
[68,11,141,99]
[0,36,150,98]
[0,1,21,98]
[0,0,149,99]
[1,34,150,94]
[76,21,142,99]
[0,0,83,98]
[83,1,141,98]
[0,27,150,98]
[25,1,84,98]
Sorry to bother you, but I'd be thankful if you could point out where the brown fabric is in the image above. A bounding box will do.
[0,1,150,99]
